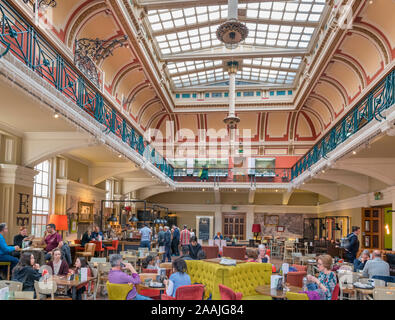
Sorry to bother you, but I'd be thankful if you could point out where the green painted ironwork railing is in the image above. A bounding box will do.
[0,0,174,180]
[291,69,395,180]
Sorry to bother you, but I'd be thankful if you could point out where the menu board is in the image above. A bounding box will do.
[198,217,210,241]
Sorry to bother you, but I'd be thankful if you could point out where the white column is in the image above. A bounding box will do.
[228,72,236,117]
[214,205,222,234]
[246,206,254,240]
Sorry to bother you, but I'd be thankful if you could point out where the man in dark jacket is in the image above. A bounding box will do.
[171,225,180,256]
[188,236,202,260]
[344,226,360,263]
[162,226,172,263]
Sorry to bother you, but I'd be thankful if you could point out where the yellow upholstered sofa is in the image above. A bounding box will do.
[185,260,224,300]
[222,262,272,300]
[185,260,272,300]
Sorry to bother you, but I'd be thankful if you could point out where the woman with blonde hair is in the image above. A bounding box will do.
[307,254,337,300]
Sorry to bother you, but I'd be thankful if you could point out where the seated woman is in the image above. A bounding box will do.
[354,249,370,272]
[306,254,337,300]
[68,257,93,300]
[142,255,159,270]
[163,258,191,298]
[256,244,270,263]
[47,248,69,276]
[11,252,41,292]
[81,228,93,247]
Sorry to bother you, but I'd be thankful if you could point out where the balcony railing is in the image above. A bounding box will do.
[0,0,174,180]
[291,69,395,180]
[1,1,394,186]
[173,167,291,184]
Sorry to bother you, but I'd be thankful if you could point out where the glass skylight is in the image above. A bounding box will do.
[144,1,327,89]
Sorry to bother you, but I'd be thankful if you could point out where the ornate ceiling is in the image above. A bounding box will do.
[16,0,395,159]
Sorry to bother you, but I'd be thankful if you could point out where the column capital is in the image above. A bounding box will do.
[0,164,38,188]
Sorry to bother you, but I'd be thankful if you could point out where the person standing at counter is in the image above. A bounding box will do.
[139,223,152,250]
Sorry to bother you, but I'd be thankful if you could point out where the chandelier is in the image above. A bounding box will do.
[74,35,128,87]
[216,0,248,50]
[23,0,57,11]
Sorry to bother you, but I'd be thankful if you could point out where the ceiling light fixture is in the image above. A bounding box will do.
[216,0,249,50]
[352,151,357,155]
[54,113,59,119]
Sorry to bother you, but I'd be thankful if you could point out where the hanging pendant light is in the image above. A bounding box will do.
[128,215,138,223]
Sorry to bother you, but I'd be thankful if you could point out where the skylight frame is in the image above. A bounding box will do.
[145,0,327,89]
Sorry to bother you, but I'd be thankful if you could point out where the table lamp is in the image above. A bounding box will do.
[252,224,261,241]
[48,214,68,237]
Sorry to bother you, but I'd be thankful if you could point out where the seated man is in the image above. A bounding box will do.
[43,223,63,261]
[180,246,193,261]
[353,249,370,272]
[362,250,390,279]
[0,223,19,271]
[108,254,152,300]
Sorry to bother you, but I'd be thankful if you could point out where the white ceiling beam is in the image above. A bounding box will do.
[138,0,295,10]
[151,17,318,37]
[162,48,307,61]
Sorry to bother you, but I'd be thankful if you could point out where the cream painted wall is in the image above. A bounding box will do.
[0,131,22,165]
[337,185,360,201]
[175,211,215,231]
[288,192,319,206]
[148,192,215,204]
[65,157,89,184]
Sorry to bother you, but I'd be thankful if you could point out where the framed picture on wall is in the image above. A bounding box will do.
[78,202,94,223]
[277,226,285,232]
[264,215,279,226]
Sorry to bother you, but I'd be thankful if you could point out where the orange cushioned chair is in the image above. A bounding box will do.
[286,264,307,287]
[161,284,205,300]
[201,246,219,259]
[219,284,243,300]
[105,240,119,256]
[91,240,105,257]
[222,246,247,260]
[74,240,85,252]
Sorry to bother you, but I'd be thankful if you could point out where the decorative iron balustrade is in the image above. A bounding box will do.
[0,0,174,180]
[173,167,291,184]
[291,69,395,180]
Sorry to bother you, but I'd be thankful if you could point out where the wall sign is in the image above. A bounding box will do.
[17,193,30,214]
[16,217,29,226]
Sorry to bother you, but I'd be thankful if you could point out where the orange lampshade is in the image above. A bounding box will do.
[252,224,261,233]
[48,214,68,231]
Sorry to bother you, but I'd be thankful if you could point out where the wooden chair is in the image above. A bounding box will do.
[0,280,23,292]
[94,262,111,299]
[338,271,356,300]
[283,241,295,263]
[34,280,72,300]
[0,262,11,280]
[76,243,96,259]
